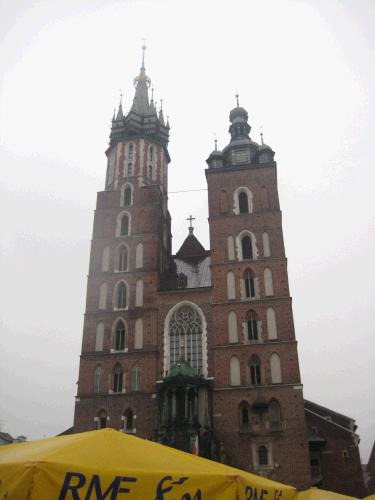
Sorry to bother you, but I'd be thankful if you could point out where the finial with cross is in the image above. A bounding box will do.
[187,215,195,235]
[119,89,123,105]
[160,98,163,110]
[141,39,146,68]
[235,93,239,107]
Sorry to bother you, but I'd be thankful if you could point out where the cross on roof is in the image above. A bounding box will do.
[187,215,195,235]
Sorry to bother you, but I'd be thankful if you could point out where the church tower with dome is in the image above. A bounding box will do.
[73,49,312,489]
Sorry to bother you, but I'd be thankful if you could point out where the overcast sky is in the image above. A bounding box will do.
[0,0,374,462]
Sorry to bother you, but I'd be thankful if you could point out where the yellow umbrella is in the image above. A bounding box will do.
[0,428,297,499]
[297,487,359,499]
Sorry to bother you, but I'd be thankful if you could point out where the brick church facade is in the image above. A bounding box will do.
[72,52,364,493]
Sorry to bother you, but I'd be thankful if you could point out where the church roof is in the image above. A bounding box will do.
[175,233,208,260]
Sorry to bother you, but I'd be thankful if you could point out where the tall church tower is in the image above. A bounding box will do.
[205,100,311,486]
[74,48,172,435]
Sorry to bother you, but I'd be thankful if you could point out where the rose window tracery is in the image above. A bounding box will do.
[169,306,203,373]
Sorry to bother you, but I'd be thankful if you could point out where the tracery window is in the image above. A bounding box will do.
[244,271,255,298]
[114,320,126,351]
[113,364,123,393]
[117,245,128,272]
[94,365,103,393]
[116,282,127,309]
[241,235,253,260]
[169,305,202,374]
[247,310,258,341]
[250,354,261,385]
[132,362,141,391]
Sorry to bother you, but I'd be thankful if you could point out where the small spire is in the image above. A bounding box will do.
[166,115,170,128]
[112,109,116,121]
[260,131,264,145]
[214,139,217,151]
[116,91,123,120]
[187,214,195,235]
[158,99,165,125]
[235,93,239,107]
[141,42,146,71]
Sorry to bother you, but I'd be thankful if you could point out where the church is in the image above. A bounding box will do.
[72,49,365,494]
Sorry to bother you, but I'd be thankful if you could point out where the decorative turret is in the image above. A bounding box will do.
[206,139,223,169]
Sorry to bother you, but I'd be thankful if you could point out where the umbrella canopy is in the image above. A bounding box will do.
[297,488,359,499]
[0,428,297,499]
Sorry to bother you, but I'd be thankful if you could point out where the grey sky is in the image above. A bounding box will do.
[0,0,374,462]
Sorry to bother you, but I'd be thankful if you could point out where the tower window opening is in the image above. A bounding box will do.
[149,146,154,161]
[242,235,253,260]
[113,364,123,393]
[114,321,126,351]
[239,191,249,213]
[258,445,268,466]
[127,163,133,176]
[128,144,134,160]
[120,215,129,236]
[244,271,255,298]
[241,404,250,426]
[116,282,127,309]
[123,186,132,206]
[132,362,141,391]
[118,246,128,272]
[93,365,103,393]
[247,311,258,341]
[250,355,261,385]
[148,165,153,179]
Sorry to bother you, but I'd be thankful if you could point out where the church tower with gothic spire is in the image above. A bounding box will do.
[73,52,312,489]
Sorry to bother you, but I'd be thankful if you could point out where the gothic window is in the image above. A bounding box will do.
[123,408,134,432]
[262,232,271,257]
[270,353,282,383]
[93,365,103,393]
[120,214,129,236]
[114,320,126,351]
[115,282,127,309]
[264,268,274,296]
[228,311,238,343]
[95,322,104,351]
[239,191,249,213]
[149,146,154,161]
[266,307,277,340]
[98,410,107,429]
[131,362,140,391]
[227,236,235,261]
[250,355,261,385]
[123,186,132,206]
[113,364,123,393]
[117,245,128,272]
[99,283,107,310]
[241,235,253,260]
[127,163,133,176]
[148,165,153,179]
[240,402,250,427]
[269,400,281,424]
[244,271,255,298]
[258,445,268,466]
[227,271,236,299]
[230,356,241,386]
[101,246,110,272]
[168,305,203,374]
[128,144,134,160]
[134,318,143,349]
[135,243,143,268]
[135,280,143,307]
[247,310,258,341]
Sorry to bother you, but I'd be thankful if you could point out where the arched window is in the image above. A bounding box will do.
[250,355,261,385]
[227,271,236,300]
[262,232,271,257]
[123,186,132,206]
[115,282,127,309]
[269,400,281,424]
[240,402,250,427]
[114,320,127,351]
[120,214,129,236]
[113,364,123,393]
[99,283,107,310]
[117,245,128,272]
[95,322,104,351]
[94,365,103,393]
[135,279,143,307]
[258,445,268,466]
[131,362,141,391]
[127,163,133,176]
[128,144,134,160]
[241,235,253,260]
[264,268,274,296]
[239,191,249,213]
[247,310,258,341]
[270,353,282,383]
[228,311,238,343]
[98,410,107,429]
[149,146,154,161]
[134,318,143,349]
[101,246,110,272]
[244,271,255,298]
[169,305,203,373]
[148,165,153,179]
[136,243,143,268]
[123,408,134,432]
[220,190,229,213]
[227,236,235,261]
[266,308,277,340]
[230,356,241,386]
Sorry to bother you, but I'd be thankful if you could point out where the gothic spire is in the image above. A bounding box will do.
[131,45,151,115]
[158,99,165,125]
[116,92,123,120]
